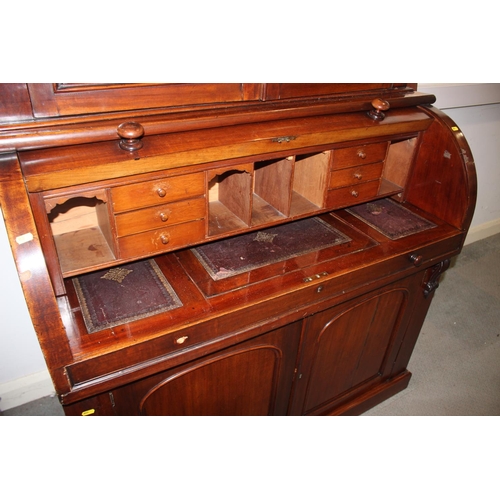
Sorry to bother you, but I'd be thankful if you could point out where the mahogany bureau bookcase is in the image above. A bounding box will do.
[0,84,476,416]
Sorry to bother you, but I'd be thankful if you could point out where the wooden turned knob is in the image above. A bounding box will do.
[367,98,390,121]
[117,122,144,151]
[409,253,424,266]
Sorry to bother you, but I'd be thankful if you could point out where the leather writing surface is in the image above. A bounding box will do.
[347,199,436,239]
[73,259,182,333]
[192,217,350,280]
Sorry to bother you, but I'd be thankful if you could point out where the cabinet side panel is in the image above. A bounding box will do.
[0,154,73,393]
[405,106,477,232]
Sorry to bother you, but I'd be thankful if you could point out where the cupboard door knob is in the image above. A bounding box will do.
[157,188,167,198]
[160,234,170,245]
[351,190,359,198]
[160,212,169,222]
[117,122,144,151]
[409,253,423,266]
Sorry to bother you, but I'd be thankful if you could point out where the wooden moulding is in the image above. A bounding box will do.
[0,84,435,153]
[18,109,434,193]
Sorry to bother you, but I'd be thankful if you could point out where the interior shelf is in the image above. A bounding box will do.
[208,167,253,236]
[250,193,287,226]
[54,227,116,275]
[45,190,117,276]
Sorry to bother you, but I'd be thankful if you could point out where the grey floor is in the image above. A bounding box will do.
[2,233,499,416]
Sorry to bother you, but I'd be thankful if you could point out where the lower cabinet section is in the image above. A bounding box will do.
[64,270,432,416]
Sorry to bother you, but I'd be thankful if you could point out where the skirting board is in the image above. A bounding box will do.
[0,369,55,412]
[464,218,500,245]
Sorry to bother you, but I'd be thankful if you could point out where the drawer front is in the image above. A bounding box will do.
[329,162,383,189]
[115,197,206,237]
[331,142,389,170]
[326,180,381,208]
[112,172,206,213]
[119,219,206,259]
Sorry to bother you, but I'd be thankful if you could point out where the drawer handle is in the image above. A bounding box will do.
[409,253,423,267]
[160,234,170,245]
[159,212,169,222]
[357,151,367,159]
[354,172,363,180]
[176,335,189,345]
[157,188,167,198]
[351,190,359,198]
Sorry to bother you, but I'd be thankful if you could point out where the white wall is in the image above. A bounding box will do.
[1,84,499,411]
[418,84,500,243]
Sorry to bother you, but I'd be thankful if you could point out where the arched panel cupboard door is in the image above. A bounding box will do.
[94,322,301,416]
[289,274,424,416]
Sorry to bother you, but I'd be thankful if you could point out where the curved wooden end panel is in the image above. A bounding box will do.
[405,106,477,233]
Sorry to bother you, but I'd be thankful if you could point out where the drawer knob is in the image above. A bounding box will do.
[351,190,359,198]
[354,172,363,180]
[176,336,189,344]
[160,234,170,245]
[367,98,390,121]
[160,212,169,222]
[157,188,167,198]
[409,253,424,266]
[357,151,367,160]
[117,122,144,151]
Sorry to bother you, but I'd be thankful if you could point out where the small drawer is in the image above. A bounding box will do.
[329,162,383,189]
[118,219,206,259]
[326,180,381,209]
[112,172,205,213]
[331,142,389,170]
[114,197,206,237]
